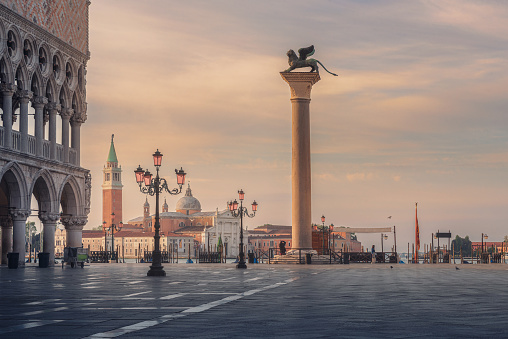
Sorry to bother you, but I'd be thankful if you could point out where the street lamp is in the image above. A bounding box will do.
[320,215,326,254]
[482,233,488,256]
[228,189,257,269]
[134,149,186,276]
[381,233,388,253]
[102,212,123,263]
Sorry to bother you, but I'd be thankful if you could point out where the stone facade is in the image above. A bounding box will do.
[0,1,90,266]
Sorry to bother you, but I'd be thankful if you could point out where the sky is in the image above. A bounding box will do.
[80,0,508,250]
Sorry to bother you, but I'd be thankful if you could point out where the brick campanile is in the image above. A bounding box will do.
[102,134,123,227]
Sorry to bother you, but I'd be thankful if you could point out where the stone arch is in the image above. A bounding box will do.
[51,50,64,85]
[58,85,71,109]
[29,169,58,215]
[22,34,36,69]
[0,20,6,56]
[65,58,77,91]
[14,62,28,90]
[30,70,43,97]
[0,56,15,84]
[58,175,83,217]
[36,42,50,77]
[0,162,29,212]
[6,25,22,63]
[45,77,57,102]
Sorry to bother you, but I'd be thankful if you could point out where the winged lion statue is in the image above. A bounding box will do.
[282,45,337,76]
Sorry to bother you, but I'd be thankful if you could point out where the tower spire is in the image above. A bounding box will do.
[107,133,118,163]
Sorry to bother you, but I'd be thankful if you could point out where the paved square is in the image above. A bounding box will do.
[1,263,507,338]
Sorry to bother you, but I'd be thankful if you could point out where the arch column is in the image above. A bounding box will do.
[71,112,86,166]
[0,216,13,265]
[39,212,59,265]
[60,108,73,163]
[32,96,48,157]
[46,102,60,160]
[61,216,87,248]
[11,209,30,267]
[1,84,17,149]
[18,90,33,154]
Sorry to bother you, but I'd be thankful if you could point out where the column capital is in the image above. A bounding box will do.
[10,209,31,220]
[71,111,87,124]
[17,90,33,102]
[46,102,61,112]
[0,216,13,227]
[39,212,60,223]
[0,83,17,96]
[280,72,320,100]
[32,96,48,109]
[60,108,74,119]
[61,216,87,230]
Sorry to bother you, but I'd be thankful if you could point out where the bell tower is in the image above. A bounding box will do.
[143,198,151,231]
[102,134,123,226]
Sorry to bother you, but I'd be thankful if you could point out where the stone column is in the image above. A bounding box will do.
[61,216,87,248]
[32,96,48,157]
[47,102,60,160]
[0,217,13,265]
[280,72,320,251]
[1,84,16,149]
[18,90,33,154]
[71,112,86,167]
[60,108,73,163]
[11,209,30,267]
[39,212,59,265]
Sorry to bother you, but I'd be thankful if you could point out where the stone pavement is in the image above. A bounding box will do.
[1,263,508,338]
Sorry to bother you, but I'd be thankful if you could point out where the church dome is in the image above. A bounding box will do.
[175,184,201,214]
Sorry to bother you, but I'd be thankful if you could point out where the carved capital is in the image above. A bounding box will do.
[39,212,60,223]
[32,96,48,109]
[72,111,87,124]
[0,215,13,228]
[17,90,33,102]
[60,108,74,119]
[10,209,31,220]
[61,216,87,230]
[46,102,61,113]
[280,72,320,100]
[0,83,17,96]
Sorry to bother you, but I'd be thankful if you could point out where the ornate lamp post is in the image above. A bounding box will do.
[102,212,123,263]
[381,233,388,253]
[228,189,257,269]
[134,149,186,276]
[321,215,326,254]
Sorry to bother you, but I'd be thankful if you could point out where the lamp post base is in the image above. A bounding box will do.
[236,262,247,269]
[147,265,166,276]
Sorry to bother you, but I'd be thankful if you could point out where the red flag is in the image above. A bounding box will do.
[415,202,420,251]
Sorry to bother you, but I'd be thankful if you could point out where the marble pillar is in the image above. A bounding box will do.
[62,216,87,248]
[18,90,33,154]
[61,108,73,163]
[0,217,13,265]
[11,210,30,266]
[32,96,48,157]
[47,103,61,160]
[1,84,16,149]
[280,72,320,251]
[40,213,59,266]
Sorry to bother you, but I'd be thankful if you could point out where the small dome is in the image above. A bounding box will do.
[175,184,201,213]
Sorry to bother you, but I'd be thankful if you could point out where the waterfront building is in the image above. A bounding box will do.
[0,1,91,266]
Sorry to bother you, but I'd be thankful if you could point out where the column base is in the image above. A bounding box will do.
[287,249,317,255]
[147,265,166,276]
[236,262,247,269]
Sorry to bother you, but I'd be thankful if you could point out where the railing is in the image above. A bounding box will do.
[143,251,171,263]
[12,130,20,150]
[198,251,222,263]
[28,135,36,154]
[0,125,79,166]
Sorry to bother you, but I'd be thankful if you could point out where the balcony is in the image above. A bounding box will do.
[0,126,79,166]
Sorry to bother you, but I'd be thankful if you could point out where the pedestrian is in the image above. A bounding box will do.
[371,245,376,264]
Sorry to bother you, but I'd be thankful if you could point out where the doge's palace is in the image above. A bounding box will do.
[0,0,91,266]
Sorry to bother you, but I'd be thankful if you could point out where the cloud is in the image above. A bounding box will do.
[346,172,375,182]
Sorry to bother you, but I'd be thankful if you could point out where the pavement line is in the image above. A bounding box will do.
[21,306,69,316]
[160,293,188,300]
[24,298,61,305]
[0,320,64,335]
[127,280,143,285]
[123,291,151,297]
[85,277,298,338]
[245,277,262,282]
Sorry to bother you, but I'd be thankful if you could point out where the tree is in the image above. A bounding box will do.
[451,235,471,257]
